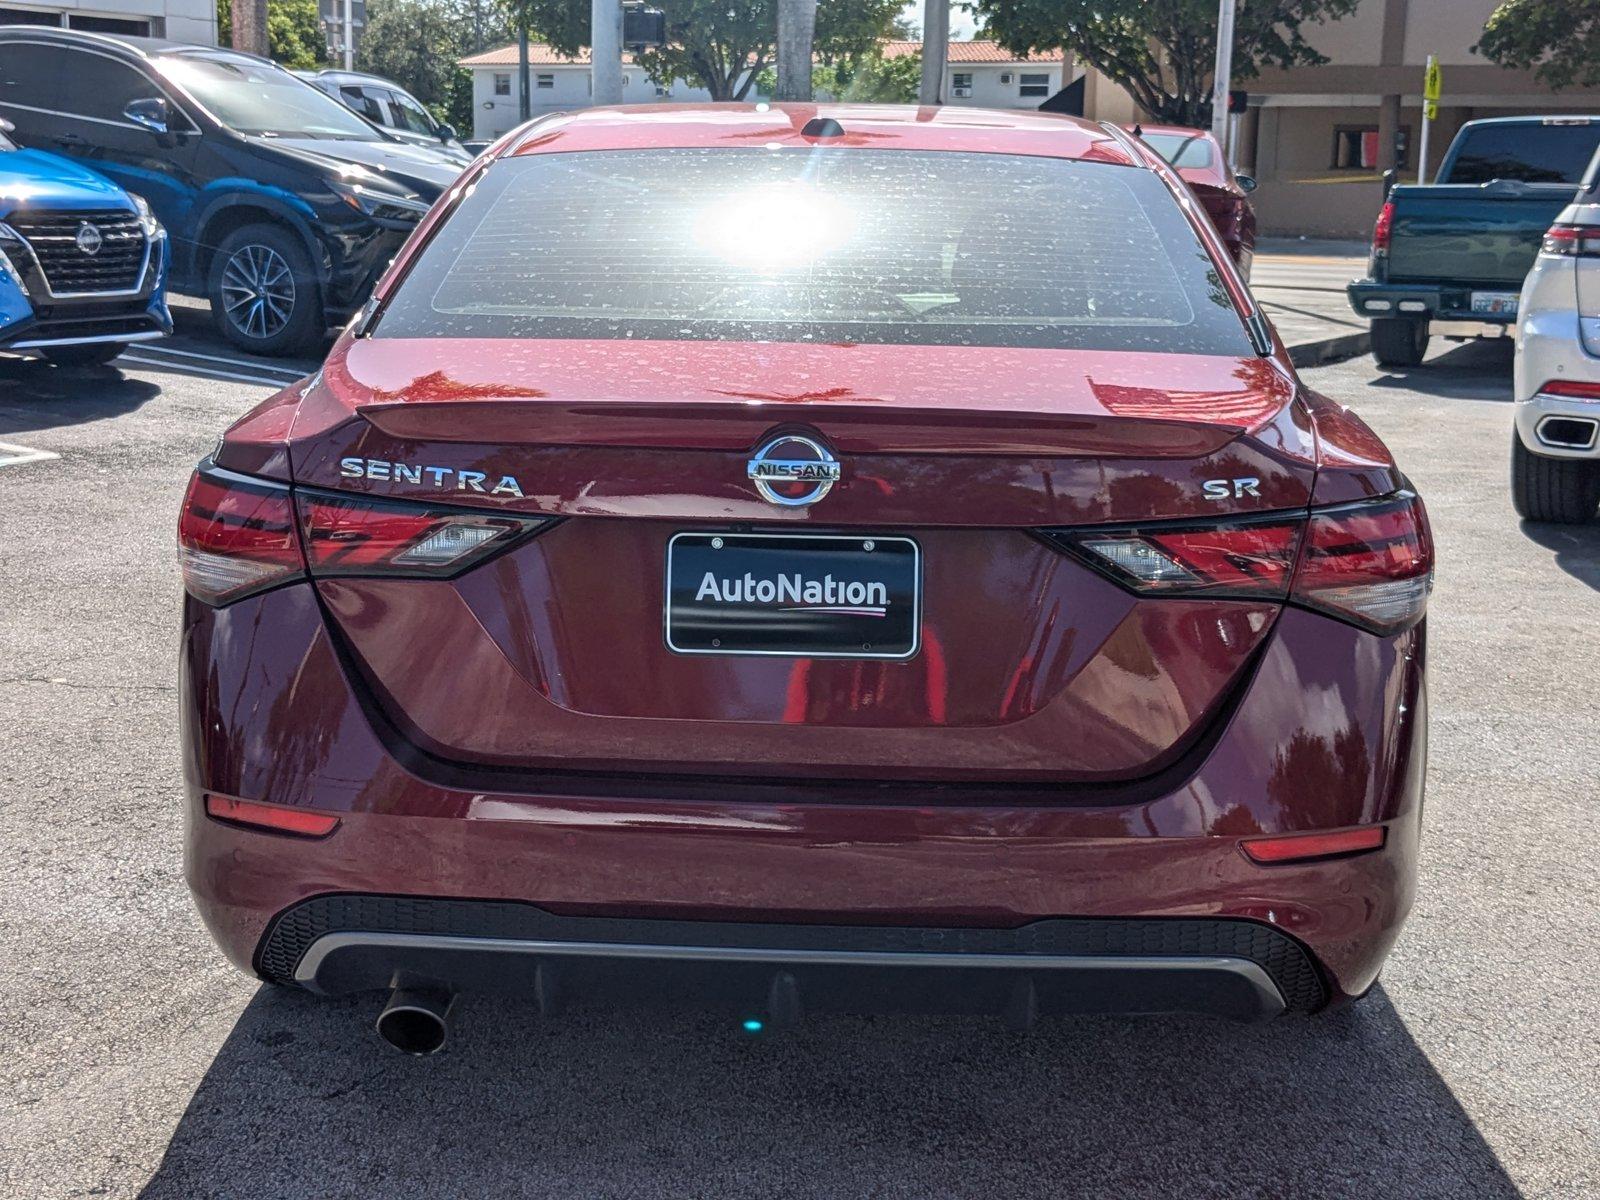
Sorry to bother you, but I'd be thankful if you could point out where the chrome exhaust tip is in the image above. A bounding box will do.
[375,986,455,1056]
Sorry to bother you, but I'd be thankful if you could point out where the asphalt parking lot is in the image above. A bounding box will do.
[1,332,1596,1199]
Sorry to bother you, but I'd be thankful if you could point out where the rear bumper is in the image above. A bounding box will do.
[1514,303,1600,458]
[1348,278,1518,324]
[270,899,1321,1022]
[182,585,1428,1016]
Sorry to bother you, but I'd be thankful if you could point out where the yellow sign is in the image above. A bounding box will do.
[1425,99,1438,120]
[1424,58,1442,102]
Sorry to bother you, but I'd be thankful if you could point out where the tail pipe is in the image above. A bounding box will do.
[375,986,456,1055]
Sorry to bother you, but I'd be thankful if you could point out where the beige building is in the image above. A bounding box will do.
[1192,0,1593,237]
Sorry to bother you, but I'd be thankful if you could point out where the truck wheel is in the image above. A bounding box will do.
[208,223,325,357]
[1511,432,1600,524]
[41,343,125,368]
[1370,317,1429,367]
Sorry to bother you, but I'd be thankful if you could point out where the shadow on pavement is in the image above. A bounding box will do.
[0,357,161,435]
[139,983,1521,1199]
[1519,519,1600,590]
[1367,338,1515,401]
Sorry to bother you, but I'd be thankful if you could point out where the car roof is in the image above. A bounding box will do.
[503,103,1138,165]
[303,68,398,88]
[1454,115,1600,128]
[0,25,271,65]
[1133,124,1218,143]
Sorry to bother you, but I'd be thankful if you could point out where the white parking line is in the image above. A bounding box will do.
[118,352,288,388]
[136,344,307,381]
[0,439,58,468]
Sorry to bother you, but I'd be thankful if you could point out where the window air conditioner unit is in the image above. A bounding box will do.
[1000,72,1012,84]
[952,86,972,97]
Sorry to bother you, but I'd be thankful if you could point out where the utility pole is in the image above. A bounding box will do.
[518,23,530,120]
[918,0,948,106]
[1209,0,1236,152]
[592,0,624,107]
[1418,54,1441,184]
[776,0,817,102]
[342,0,353,68]
[230,0,267,56]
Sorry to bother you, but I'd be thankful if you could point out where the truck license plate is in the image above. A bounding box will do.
[1470,291,1519,316]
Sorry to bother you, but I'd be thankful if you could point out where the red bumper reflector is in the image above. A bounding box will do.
[204,794,341,837]
[1242,826,1385,864]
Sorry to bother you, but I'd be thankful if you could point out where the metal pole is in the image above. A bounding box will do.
[342,0,353,69]
[1417,54,1436,184]
[918,0,948,106]
[517,25,530,120]
[591,0,623,106]
[1210,0,1235,149]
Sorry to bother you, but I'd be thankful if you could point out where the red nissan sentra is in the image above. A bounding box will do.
[178,105,1431,1054]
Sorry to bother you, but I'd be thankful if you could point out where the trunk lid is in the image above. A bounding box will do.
[286,338,1315,784]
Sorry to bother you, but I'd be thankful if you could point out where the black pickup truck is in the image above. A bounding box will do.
[1348,116,1600,366]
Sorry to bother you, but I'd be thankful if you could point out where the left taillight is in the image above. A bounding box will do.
[296,492,546,579]
[179,463,552,606]
[178,465,305,605]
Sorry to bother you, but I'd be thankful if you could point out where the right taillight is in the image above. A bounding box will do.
[1045,489,1434,637]
[1541,223,1600,257]
[1290,491,1433,635]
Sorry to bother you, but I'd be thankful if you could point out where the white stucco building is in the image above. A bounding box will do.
[460,43,724,142]
[459,40,1065,142]
[0,0,214,43]
[879,40,1063,109]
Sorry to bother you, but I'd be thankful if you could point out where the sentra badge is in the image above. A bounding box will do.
[339,457,524,498]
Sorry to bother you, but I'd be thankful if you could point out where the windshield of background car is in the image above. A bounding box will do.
[375,147,1251,354]
[1140,133,1214,169]
[1444,121,1600,185]
[155,54,380,140]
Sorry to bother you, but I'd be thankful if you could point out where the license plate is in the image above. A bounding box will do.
[665,532,920,659]
[1470,291,1519,316]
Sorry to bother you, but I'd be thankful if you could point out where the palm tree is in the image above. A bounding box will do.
[776,0,818,101]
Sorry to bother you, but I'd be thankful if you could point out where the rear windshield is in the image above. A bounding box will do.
[376,147,1250,354]
[1140,132,1214,169]
[1443,121,1600,185]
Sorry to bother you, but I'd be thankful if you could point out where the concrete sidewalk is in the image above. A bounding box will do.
[1252,238,1371,368]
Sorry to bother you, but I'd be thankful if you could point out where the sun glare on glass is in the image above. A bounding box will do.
[691,184,854,272]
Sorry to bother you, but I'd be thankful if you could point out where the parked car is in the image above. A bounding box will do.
[178,105,1433,1053]
[0,116,169,366]
[1129,124,1258,276]
[0,29,463,356]
[295,69,472,165]
[1349,115,1600,367]
[1512,147,1600,524]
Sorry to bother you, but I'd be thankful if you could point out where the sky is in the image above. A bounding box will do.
[898,3,980,41]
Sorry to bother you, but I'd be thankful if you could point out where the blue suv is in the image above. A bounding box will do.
[0,29,462,356]
[0,116,169,367]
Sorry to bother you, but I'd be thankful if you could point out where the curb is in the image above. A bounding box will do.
[1288,331,1370,369]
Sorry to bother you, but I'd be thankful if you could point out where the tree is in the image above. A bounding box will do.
[358,0,472,124]
[970,0,1360,126]
[757,47,921,101]
[1476,0,1600,90]
[776,0,818,100]
[218,0,325,68]
[509,0,900,101]
[817,48,920,101]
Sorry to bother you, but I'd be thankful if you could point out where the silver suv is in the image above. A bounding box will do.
[1513,147,1600,523]
[295,69,471,164]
